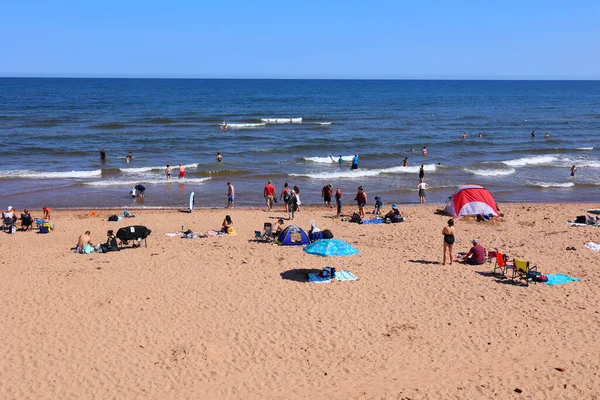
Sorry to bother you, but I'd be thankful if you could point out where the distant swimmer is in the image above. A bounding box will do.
[351,154,359,170]
[219,121,228,131]
[422,146,428,156]
[545,132,550,139]
[409,148,414,152]
[100,149,106,161]
[402,157,409,167]
[462,133,467,140]
[478,133,483,138]
[126,152,133,163]
[166,164,172,180]
[178,162,185,179]
[216,152,223,162]
[531,130,536,138]
[571,165,577,177]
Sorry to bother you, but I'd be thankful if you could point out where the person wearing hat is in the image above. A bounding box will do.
[464,239,486,265]
[3,206,17,227]
[384,204,403,223]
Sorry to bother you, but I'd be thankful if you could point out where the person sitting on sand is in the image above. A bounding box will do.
[464,239,486,265]
[384,204,402,223]
[3,206,17,224]
[20,209,33,231]
[274,218,285,236]
[222,215,233,233]
[76,231,95,253]
[100,230,119,253]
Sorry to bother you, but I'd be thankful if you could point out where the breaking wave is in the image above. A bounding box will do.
[464,168,516,177]
[261,117,302,124]
[290,164,436,179]
[0,170,102,179]
[85,177,211,186]
[502,155,558,167]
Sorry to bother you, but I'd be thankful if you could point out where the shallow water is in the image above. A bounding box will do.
[1,78,599,209]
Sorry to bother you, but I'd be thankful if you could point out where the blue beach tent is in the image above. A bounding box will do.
[277,225,310,246]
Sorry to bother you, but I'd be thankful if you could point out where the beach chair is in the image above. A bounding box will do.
[493,252,512,276]
[510,258,538,286]
[486,250,497,264]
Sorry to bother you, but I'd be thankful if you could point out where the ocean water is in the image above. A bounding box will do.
[1,78,599,209]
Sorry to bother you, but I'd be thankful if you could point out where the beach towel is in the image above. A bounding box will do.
[585,242,600,251]
[565,221,587,227]
[335,270,358,281]
[165,232,183,237]
[308,273,331,283]
[362,218,384,225]
[544,274,581,286]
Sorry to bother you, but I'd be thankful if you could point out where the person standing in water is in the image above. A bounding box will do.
[417,181,430,204]
[100,149,106,161]
[178,163,185,179]
[166,165,172,180]
[402,157,409,167]
[545,132,550,139]
[462,133,467,140]
[227,182,235,208]
[419,165,425,181]
[126,152,133,163]
[338,155,343,165]
[442,219,455,266]
[571,165,577,177]
[531,130,536,138]
[216,152,223,162]
[351,154,359,170]
[422,146,428,156]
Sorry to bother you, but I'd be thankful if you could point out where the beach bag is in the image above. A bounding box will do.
[575,215,587,224]
[391,216,404,223]
[351,213,363,224]
[108,215,119,222]
[10,225,17,234]
[39,225,50,234]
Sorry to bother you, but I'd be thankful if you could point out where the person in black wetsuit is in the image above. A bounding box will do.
[442,218,455,265]
[100,149,106,161]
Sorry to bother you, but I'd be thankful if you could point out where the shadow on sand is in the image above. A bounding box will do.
[280,268,322,283]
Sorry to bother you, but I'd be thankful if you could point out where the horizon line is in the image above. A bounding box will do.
[1,75,599,82]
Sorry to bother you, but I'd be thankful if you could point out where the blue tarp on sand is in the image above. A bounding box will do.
[544,274,580,286]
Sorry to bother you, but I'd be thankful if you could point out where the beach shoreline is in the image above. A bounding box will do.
[1,202,599,398]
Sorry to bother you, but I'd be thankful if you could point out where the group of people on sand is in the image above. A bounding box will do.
[76,230,119,254]
[442,218,487,266]
[2,206,50,233]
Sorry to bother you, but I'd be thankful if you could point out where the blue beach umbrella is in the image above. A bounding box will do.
[303,239,359,268]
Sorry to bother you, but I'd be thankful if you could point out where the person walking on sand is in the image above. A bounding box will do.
[354,186,367,218]
[335,187,343,216]
[322,184,333,207]
[287,189,299,220]
[419,165,425,181]
[280,182,291,212]
[178,163,185,179]
[417,181,430,204]
[166,165,172,180]
[571,165,577,177]
[442,219,455,265]
[264,180,276,211]
[227,182,235,208]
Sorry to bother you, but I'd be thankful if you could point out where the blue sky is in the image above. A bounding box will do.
[1,1,598,79]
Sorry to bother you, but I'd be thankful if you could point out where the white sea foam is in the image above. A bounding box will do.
[120,163,197,173]
[502,155,558,167]
[464,168,516,177]
[303,155,355,163]
[290,164,437,179]
[85,177,211,186]
[576,147,594,151]
[261,117,303,124]
[227,123,266,129]
[532,182,575,188]
[0,169,102,179]
[315,122,331,125]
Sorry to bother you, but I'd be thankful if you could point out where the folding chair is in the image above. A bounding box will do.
[486,250,497,264]
[493,251,513,276]
[510,258,538,286]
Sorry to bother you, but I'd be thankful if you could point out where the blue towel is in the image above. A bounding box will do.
[308,273,331,283]
[362,218,384,225]
[544,274,581,286]
[335,270,358,281]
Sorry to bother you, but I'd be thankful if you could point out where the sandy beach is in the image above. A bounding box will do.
[1,203,599,399]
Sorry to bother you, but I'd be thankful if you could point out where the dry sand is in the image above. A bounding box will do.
[1,203,599,399]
